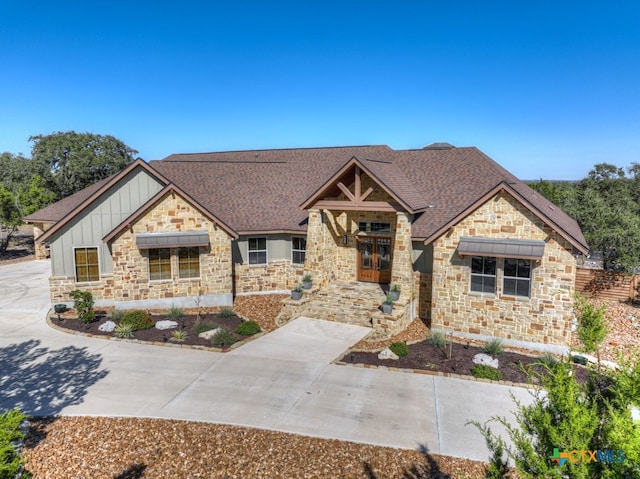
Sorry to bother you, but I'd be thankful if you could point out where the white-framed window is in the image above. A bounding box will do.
[470,256,496,294]
[503,258,532,297]
[148,248,172,281]
[248,237,267,265]
[178,247,200,279]
[74,246,100,282]
[292,236,306,264]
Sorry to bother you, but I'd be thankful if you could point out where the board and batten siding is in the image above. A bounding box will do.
[49,167,165,277]
[233,234,306,264]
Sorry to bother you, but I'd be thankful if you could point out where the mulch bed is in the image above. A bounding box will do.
[53,309,250,348]
[343,339,590,385]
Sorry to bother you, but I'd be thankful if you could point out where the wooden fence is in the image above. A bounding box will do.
[575,267,640,303]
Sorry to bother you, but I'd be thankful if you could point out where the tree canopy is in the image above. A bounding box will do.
[29,131,138,200]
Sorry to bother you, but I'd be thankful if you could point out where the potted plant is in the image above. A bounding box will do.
[291,284,304,300]
[302,273,313,289]
[389,284,401,301]
[381,294,394,314]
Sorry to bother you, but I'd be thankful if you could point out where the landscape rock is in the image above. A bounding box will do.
[98,321,116,332]
[472,353,499,369]
[378,348,399,360]
[155,320,178,330]
[198,328,220,340]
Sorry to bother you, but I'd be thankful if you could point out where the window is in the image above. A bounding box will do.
[292,237,306,264]
[149,248,171,281]
[503,258,531,297]
[74,247,99,282]
[178,247,200,279]
[248,237,267,264]
[470,256,496,293]
[358,221,391,233]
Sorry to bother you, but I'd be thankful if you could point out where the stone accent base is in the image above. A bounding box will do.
[234,260,304,293]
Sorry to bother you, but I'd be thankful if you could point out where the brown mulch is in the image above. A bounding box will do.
[53,309,247,348]
[233,294,289,332]
[23,416,489,479]
[344,339,590,385]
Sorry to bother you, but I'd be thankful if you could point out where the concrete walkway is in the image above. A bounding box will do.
[0,260,533,462]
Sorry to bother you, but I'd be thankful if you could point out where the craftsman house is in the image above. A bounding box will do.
[25,143,588,347]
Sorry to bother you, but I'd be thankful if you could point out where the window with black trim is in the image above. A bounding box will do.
[74,247,99,282]
[149,248,171,281]
[503,258,531,297]
[178,247,200,279]
[470,256,496,293]
[292,237,306,264]
[248,237,267,265]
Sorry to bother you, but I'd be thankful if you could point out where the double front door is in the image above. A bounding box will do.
[357,236,391,283]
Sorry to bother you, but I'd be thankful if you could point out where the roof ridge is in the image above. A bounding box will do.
[164,144,392,157]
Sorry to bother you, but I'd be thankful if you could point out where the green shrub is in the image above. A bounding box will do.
[70,289,95,323]
[108,309,124,322]
[0,409,28,479]
[170,330,188,342]
[193,322,217,335]
[302,273,312,282]
[211,328,238,347]
[113,322,134,339]
[482,338,504,356]
[537,353,560,369]
[216,307,236,318]
[471,364,503,381]
[120,310,154,331]
[236,320,260,336]
[389,341,409,357]
[427,331,448,347]
[166,305,184,321]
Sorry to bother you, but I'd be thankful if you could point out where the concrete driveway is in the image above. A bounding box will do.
[0,260,533,462]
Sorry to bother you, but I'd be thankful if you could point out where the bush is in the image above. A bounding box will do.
[108,309,124,322]
[70,289,95,323]
[537,353,560,369]
[193,322,217,335]
[482,338,504,356]
[211,328,238,347]
[236,321,260,336]
[170,330,187,342]
[113,322,134,339]
[120,310,154,331]
[216,307,235,318]
[427,331,448,347]
[389,341,409,357]
[166,305,184,321]
[471,364,503,381]
[0,409,28,479]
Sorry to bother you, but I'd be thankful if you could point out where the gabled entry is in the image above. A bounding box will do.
[358,236,392,283]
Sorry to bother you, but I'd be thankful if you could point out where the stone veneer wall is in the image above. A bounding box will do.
[430,192,577,346]
[33,222,51,260]
[49,192,233,307]
[234,260,304,293]
[414,271,433,320]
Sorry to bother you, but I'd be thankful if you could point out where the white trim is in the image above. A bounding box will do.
[147,247,172,282]
[291,235,307,265]
[72,246,100,283]
[469,255,496,294]
[177,246,202,280]
[248,236,268,265]
[502,258,532,298]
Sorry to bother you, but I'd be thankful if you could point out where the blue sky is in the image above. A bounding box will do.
[1,1,639,180]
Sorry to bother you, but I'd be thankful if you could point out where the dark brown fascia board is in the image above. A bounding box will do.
[236,230,307,236]
[299,157,415,213]
[422,181,589,255]
[35,159,171,244]
[103,184,239,243]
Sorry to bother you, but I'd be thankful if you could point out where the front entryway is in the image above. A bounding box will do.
[357,236,392,283]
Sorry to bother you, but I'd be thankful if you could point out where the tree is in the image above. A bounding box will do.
[575,295,608,368]
[0,186,21,254]
[472,354,640,478]
[30,131,138,199]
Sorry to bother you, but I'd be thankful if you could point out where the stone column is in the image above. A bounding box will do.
[304,209,328,287]
[391,212,414,296]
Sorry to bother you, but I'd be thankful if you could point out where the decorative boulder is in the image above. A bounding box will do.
[155,320,178,330]
[98,320,117,332]
[198,328,221,340]
[473,353,499,369]
[378,347,399,360]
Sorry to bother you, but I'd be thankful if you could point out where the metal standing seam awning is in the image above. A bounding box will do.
[135,231,210,249]
[457,237,546,260]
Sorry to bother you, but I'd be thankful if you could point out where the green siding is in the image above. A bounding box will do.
[412,241,433,273]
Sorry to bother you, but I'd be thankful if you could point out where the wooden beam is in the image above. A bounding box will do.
[360,186,374,202]
[315,199,399,212]
[355,166,362,200]
[336,182,356,201]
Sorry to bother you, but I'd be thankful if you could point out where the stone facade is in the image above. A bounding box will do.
[430,192,577,346]
[50,192,234,308]
[32,222,51,260]
[234,260,304,293]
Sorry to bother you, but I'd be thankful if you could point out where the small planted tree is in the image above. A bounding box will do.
[575,295,608,368]
[70,289,95,323]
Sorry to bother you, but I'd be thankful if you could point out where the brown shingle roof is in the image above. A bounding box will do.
[27,144,588,253]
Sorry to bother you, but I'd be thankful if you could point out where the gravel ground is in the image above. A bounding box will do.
[233,294,289,332]
[571,298,640,362]
[23,417,488,479]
